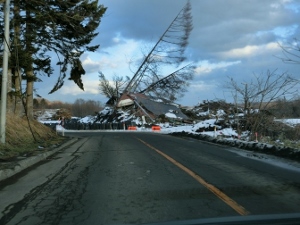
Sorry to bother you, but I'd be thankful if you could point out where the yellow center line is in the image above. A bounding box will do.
[137,138,250,216]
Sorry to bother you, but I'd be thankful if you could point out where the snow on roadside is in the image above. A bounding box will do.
[39,120,60,124]
[160,119,238,137]
[275,118,300,127]
[55,125,66,131]
[165,123,300,171]
[228,148,300,172]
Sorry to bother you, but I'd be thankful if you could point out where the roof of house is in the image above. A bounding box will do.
[130,93,188,119]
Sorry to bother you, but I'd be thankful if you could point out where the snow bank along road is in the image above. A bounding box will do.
[1,132,300,224]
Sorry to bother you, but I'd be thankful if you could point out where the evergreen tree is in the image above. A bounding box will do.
[1,0,107,118]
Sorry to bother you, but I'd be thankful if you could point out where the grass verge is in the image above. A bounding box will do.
[0,114,66,161]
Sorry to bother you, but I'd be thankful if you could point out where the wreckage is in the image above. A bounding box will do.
[117,93,189,122]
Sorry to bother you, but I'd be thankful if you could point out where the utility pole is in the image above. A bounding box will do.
[1,0,11,144]
[242,83,248,114]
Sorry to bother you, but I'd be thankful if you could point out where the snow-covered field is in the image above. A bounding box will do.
[275,118,300,127]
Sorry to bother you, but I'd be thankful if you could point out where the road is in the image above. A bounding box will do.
[1,132,300,225]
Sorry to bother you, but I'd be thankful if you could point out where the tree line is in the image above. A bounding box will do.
[0,0,106,119]
[33,98,103,118]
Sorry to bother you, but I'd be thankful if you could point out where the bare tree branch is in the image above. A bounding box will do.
[99,72,130,102]
[226,70,299,138]
[277,39,300,64]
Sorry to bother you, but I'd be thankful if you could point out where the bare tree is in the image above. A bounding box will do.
[99,72,130,104]
[278,38,300,64]
[72,98,103,117]
[226,70,299,138]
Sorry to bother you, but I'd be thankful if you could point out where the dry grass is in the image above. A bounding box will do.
[0,114,66,160]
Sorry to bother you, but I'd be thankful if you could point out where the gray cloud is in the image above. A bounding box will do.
[95,0,300,67]
[37,0,300,106]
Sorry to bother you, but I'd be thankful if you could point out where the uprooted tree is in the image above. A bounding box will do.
[226,70,299,139]
[99,0,195,106]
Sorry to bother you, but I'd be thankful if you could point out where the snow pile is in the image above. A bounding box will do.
[117,109,135,122]
[165,112,177,118]
[40,120,60,124]
[79,116,95,124]
[196,110,209,117]
[191,119,220,132]
[218,128,238,137]
[161,120,238,138]
[99,107,114,116]
[36,109,58,121]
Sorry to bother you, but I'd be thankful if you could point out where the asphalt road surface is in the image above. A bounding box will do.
[1,132,300,225]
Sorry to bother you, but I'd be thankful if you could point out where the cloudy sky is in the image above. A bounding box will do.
[37,0,300,106]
